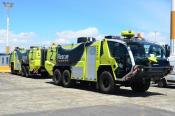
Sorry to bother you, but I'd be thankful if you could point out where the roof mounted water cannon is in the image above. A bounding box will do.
[135,33,144,41]
[121,30,135,39]
[104,31,144,42]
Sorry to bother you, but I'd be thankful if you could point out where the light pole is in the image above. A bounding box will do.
[3,1,14,54]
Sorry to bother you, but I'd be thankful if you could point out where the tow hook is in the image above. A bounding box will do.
[133,65,141,74]
[125,66,140,80]
[125,65,143,81]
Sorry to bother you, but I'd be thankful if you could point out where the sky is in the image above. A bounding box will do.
[0,0,172,53]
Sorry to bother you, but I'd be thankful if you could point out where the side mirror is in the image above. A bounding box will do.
[165,44,170,57]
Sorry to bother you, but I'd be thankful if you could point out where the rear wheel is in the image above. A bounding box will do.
[25,66,30,78]
[62,70,74,88]
[41,72,48,78]
[21,66,26,77]
[131,78,150,92]
[10,63,15,74]
[98,71,115,94]
[158,78,167,88]
[52,69,62,85]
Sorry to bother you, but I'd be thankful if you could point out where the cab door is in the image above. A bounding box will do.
[45,47,57,75]
[113,43,132,78]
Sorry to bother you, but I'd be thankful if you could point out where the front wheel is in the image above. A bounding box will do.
[98,71,115,94]
[52,69,62,85]
[131,78,150,92]
[62,70,74,88]
[157,78,167,88]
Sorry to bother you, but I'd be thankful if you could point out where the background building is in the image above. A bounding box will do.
[0,53,10,72]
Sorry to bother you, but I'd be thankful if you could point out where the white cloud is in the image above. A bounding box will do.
[0,29,36,44]
[138,32,170,45]
[54,28,170,46]
[55,28,170,46]
[55,27,103,44]
[11,32,36,41]
[0,29,36,53]
[2,27,169,53]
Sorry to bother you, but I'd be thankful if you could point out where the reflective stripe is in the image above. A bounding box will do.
[127,47,135,66]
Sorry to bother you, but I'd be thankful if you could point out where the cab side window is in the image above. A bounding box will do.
[114,43,128,59]
[108,41,128,59]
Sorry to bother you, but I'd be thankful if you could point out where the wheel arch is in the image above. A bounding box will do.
[53,65,71,73]
[97,65,115,81]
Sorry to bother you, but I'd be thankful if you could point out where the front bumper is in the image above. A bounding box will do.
[140,66,173,78]
[125,65,173,81]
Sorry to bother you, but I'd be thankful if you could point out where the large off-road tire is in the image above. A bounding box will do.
[131,78,150,92]
[25,66,30,78]
[52,69,62,85]
[10,63,15,74]
[41,72,48,78]
[21,66,26,77]
[157,78,167,88]
[98,71,115,94]
[62,70,74,88]
[40,68,48,78]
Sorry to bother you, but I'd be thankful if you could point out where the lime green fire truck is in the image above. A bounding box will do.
[45,31,172,93]
[10,46,48,77]
[10,47,29,75]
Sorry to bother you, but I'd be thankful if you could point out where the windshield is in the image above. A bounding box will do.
[129,43,165,59]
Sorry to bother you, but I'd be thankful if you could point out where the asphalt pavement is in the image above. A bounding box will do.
[0,73,175,116]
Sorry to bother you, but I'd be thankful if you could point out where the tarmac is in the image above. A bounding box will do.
[0,73,175,116]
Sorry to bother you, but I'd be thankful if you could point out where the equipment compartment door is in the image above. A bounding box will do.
[29,50,35,71]
[86,46,96,81]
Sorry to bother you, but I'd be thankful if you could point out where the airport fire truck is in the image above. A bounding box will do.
[45,31,173,93]
[10,47,29,75]
[10,46,48,77]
